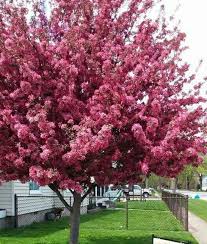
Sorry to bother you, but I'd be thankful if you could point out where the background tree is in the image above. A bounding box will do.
[177,156,207,190]
[197,156,207,190]
[147,174,165,190]
[0,0,206,243]
[177,165,195,190]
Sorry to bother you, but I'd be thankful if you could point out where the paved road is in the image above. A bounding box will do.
[189,212,207,244]
[179,190,207,200]
[166,189,207,200]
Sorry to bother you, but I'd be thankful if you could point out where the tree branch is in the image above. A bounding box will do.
[49,183,73,212]
[81,184,95,202]
[69,189,74,195]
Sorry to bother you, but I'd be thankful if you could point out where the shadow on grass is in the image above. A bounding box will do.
[83,236,150,244]
[80,230,198,244]
[0,210,114,238]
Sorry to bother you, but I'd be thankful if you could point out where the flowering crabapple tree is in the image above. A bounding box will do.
[0,0,206,243]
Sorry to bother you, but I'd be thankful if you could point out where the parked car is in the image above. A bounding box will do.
[96,188,123,208]
[126,184,152,198]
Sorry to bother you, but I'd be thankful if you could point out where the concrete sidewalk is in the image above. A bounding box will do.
[189,212,207,244]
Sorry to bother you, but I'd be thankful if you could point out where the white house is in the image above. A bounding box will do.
[0,180,89,229]
[202,175,207,191]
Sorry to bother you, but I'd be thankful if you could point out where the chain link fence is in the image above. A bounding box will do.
[14,195,87,227]
[162,190,188,231]
[14,191,188,232]
[85,196,189,238]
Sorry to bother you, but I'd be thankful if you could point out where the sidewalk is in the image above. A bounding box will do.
[189,212,207,244]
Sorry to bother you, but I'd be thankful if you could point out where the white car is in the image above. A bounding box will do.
[127,185,152,198]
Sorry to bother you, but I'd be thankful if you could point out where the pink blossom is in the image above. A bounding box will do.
[141,162,149,175]
[40,149,51,160]
[20,81,32,94]
[18,146,31,157]
[5,153,17,161]
[14,124,30,140]
[4,38,13,49]
[14,158,24,167]
[29,166,59,185]
[151,146,164,158]
[59,179,83,192]
[185,147,197,157]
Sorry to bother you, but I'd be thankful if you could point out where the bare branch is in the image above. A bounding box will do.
[69,188,74,195]
[49,183,73,212]
[81,184,95,202]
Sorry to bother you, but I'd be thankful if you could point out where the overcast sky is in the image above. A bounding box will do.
[164,0,207,92]
[166,0,207,62]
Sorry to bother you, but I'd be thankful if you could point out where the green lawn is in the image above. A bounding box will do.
[0,200,197,244]
[116,200,168,211]
[189,199,207,222]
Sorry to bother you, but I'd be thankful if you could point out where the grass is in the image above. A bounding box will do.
[81,209,182,231]
[189,199,207,222]
[0,200,197,244]
[116,200,168,211]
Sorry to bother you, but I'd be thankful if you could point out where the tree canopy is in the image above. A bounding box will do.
[1,1,207,243]
[0,0,206,193]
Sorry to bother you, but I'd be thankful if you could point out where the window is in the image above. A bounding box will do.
[134,185,141,190]
[29,181,41,194]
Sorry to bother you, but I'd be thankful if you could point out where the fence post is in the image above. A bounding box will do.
[162,190,189,231]
[185,195,189,231]
[179,196,182,224]
[175,194,178,218]
[14,194,18,228]
[126,196,129,230]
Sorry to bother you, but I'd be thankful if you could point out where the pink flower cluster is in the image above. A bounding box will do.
[29,166,60,186]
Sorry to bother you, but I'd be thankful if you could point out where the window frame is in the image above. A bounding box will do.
[29,181,42,195]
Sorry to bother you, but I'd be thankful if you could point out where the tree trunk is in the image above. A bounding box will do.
[186,176,190,190]
[69,193,81,244]
[199,174,203,191]
[170,178,177,193]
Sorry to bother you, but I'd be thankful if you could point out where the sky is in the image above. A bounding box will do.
[164,0,207,89]
[167,0,207,61]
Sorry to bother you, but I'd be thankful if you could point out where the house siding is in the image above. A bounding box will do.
[13,181,29,196]
[52,190,89,211]
[0,182,13,216]
[202,176,207,191]
[13,181,55,196]
[17,196,54,215]
[13,181,56,216]
[1,181,90,218]
[0,181,91,229]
